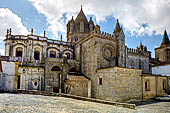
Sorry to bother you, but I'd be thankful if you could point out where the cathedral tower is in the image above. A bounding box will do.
[67,6,95,44]
[114,19,126,67]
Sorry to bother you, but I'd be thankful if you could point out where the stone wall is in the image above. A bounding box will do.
[18,66,44,91]
[155,46,170,61]
[75,35,144,102]
[126,53,150,74]
[97,67,142,102]
[157,76,169,96]
[45,57,80,93]
[142,74,169,100]
[64,75,91,97]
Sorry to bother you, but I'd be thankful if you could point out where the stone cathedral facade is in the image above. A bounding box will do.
[1,7,169,102]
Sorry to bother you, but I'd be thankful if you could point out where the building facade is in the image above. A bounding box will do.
[1,7,169,102]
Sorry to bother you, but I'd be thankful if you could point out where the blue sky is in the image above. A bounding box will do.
[0,0,169,57]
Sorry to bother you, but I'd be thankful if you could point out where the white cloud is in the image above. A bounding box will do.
[0,8,28,55]
[28,0,170,37]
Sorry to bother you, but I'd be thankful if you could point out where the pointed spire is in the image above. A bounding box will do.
[114,19,121,33]
[89,17,94,24]
[9,28,12,35]
[61,35,63,41]
[6,29,9,36]
[81,5,83,11]
[162,30,169,44]
[75,5,88,24]
[70,16,74,23]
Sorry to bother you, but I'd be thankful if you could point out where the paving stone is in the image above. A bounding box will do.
[0,93,170,113]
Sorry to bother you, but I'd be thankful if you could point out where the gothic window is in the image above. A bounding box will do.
[99,78,103,85]
[16,47,23,58]
[34,51,40,60]
[50,51,56,58]
[51,66,61,71]
[145,80,150,91]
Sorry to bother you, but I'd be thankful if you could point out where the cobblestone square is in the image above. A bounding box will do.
[0,93,170,113]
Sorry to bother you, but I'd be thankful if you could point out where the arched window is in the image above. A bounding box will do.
[34,48,40,60]
[34,51,40,60]
[16,47,23,58]
[50,51,56,58]
[51,66,61,71]
[65,53,71,59]
[69,67,77,73]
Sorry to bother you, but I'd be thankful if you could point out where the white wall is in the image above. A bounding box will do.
[152,65,170,76]
[0,61,16,92]
[2,61,15,75]
[152,65,170,88]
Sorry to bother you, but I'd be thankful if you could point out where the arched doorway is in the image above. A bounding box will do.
[51,66,62,93]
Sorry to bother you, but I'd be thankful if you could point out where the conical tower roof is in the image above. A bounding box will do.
[114,19,121,33]
[162,30,169,44]
[75,6,88,24]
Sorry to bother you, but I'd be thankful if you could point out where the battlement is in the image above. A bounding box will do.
[127,47,150,56]
[89,25,116,41]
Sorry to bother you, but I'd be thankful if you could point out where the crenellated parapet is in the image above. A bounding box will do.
[127,47,151,57]
[88,25,116,41]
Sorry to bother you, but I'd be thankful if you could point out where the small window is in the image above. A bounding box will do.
[99,78,102,85]
[145,80,150,91]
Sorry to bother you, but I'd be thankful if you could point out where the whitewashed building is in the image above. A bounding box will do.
[0,58,16,92]
[152,62,170,88]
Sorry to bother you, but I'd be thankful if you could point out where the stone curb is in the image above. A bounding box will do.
[17,90,136,110]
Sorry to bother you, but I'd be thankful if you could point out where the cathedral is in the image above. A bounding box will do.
[0,7,169,102]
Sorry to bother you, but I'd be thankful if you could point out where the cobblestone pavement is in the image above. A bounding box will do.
[0,93,170,113]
